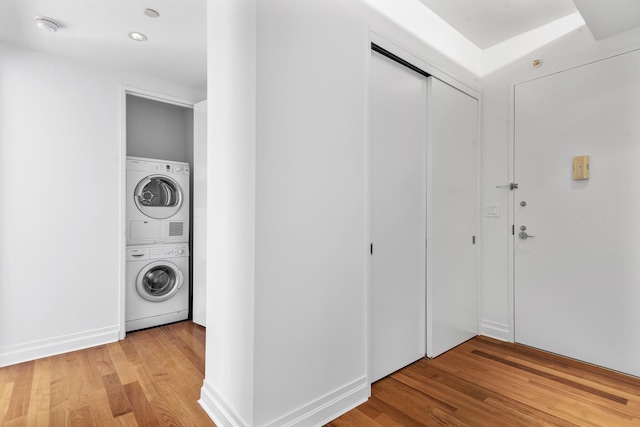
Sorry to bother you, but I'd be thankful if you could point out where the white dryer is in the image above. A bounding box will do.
[126,156,190,245]
[126,243,189,332]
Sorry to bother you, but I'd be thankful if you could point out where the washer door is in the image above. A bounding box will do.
[136,260,184,302]
[134,175,183,219]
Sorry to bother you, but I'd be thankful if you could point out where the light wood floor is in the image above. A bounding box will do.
[0,321,215,426]
[3,323,640,426]
[329,336,640,426]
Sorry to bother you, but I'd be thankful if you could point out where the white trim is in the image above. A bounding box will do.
[119,85,196,341]
[121,85,195,109]
[476,84,483,340]
[507,81,516,344]
[199,377,368,427]
[365,28,374,391]
[511,42,640,89]
[119,86,128,341]
[370,31,480,100]
[0,325,120,367]
[480,320,510,342]
[264,377,369,427]
[199,381,248,427]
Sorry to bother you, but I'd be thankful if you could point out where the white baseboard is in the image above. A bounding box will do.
[479,319,510,342]
[0,325,120,367]
[199,376,369,427]
[266,376,368,427]
[199,381,248,427]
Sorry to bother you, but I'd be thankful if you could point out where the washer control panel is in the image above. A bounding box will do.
[127,244,189,261]
[149,245,189,259]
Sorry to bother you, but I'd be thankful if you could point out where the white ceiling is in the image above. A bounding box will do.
[573,0,640,40]
[418,0,579,49]
[0,0,207,95]
[1,0,639,91]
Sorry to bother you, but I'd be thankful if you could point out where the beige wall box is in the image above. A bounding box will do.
[573,155,590,180]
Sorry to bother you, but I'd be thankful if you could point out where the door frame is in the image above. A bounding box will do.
[119,86,195,340]
[507,82,516,343]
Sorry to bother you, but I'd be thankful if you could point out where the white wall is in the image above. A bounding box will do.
[201,0,481,426]
[0,42,203,367]
[126,95,194,163]
[480,25,640,340]
[254,1,370,424]
[199,0,257,425]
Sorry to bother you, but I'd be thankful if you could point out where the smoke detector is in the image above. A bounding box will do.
[34,16,60,33]
[144,9,160,18]
[129,32,148,42]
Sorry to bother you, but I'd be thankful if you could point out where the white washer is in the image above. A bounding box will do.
[126,243,189,332]
[126,156,190,245]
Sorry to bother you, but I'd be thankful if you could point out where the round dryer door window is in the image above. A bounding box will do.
[134,175,184,219]
[136,260,184,302]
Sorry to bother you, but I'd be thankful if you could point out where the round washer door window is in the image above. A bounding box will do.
[134,175,183,219]
[136,260,184,302]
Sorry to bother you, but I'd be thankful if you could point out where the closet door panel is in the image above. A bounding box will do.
[370,51,427,382]
[426,77,478,358]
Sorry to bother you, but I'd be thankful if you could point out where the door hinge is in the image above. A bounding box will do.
[472,235,476,244]
[512,225,515,235]
[370,243,373,255]
[496,183,519,190]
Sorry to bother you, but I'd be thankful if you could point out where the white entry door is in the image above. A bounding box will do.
[514,50,640,377]
[370,50,426,382]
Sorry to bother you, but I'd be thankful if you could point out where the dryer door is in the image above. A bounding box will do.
[136,260,184,302]
[134,175,184,219]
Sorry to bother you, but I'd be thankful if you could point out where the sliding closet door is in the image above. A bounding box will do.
[426,77,478,358]
[370,50,427,382]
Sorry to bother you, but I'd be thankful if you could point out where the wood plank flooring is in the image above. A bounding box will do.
[0,321,215,426]
[328,336,640,426]
[4,324,640,426]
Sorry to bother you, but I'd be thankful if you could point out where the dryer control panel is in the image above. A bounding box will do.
[127,156,190,176]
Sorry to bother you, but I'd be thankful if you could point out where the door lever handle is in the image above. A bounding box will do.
[518,231,535,240]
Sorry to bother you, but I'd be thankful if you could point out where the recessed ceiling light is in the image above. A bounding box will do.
[144,8,160,18]
[129,32,148,42]
[34,16,60,33]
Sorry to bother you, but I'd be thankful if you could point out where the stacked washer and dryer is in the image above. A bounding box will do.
[125,157,190,332]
